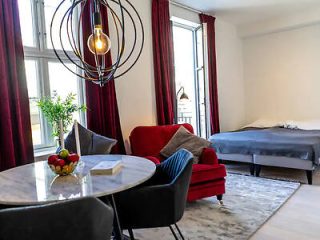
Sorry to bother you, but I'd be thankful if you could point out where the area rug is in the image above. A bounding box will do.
[128,173,300,240]
[225,162,320,185]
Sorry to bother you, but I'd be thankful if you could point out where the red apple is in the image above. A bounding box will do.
[67,153,80,163]
[48,155,59,165]
[56,159,66,167]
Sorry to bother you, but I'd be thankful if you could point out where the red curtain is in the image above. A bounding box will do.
[200,14,220,134]
[82,1,125,154]
[0,0,34,171]
[152,0,176,125]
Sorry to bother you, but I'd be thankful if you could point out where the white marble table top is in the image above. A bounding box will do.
[0,155,156,206]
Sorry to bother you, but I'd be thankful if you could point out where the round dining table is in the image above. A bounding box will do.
[0,154,156,240]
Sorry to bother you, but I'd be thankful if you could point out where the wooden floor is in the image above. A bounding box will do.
[250,185,320,240]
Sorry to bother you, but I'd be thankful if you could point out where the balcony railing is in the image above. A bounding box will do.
[177,116,192,124]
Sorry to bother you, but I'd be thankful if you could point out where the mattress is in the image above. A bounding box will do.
[209,127,320,164]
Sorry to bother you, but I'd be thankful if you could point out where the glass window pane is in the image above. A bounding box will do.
[173,26,198,134]
[48,62,81,127]
[25,60,42,145]
[44,0,74,51]
[18,0,35,47]
[197,28,203,68]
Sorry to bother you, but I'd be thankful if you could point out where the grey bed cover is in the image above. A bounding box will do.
[209,127,320,165]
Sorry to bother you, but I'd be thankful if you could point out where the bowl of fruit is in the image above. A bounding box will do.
[48,149,80,176]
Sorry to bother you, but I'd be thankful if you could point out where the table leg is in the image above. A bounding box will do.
[109,195,123,240]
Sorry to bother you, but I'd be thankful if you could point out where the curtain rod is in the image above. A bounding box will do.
[169,1,203,14]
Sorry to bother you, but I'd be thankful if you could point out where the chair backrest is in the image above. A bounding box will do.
[130,124,194,157]
[160,149,194,222]
[0,197,113,240]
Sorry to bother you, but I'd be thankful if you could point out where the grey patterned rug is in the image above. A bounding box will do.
[226,162,320,185]
[127,173,300,240]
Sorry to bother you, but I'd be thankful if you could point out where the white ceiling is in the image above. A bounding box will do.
[173,0,320,25]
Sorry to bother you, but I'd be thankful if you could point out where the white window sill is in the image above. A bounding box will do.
[34,147,56,162]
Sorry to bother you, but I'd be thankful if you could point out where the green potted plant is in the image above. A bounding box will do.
[37,93,86,146]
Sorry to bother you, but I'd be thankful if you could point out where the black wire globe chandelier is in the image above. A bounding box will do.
[50,0,144,86]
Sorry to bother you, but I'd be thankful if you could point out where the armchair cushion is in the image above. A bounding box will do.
[191,164,227,185]
[160,126,211,163]
[199,147,219,165]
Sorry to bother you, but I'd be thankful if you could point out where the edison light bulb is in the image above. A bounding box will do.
[87,27,111,55]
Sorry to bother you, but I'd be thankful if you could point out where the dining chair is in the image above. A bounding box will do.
[0,197,114,240]
[115,149,194,240]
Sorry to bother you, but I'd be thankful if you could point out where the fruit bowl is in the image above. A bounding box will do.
[48,149,80,176]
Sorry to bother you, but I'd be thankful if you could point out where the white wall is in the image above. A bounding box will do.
[170,6,246,132]
[169,5,320,131]
[113,1,246,152]
[238,6,320,38]
[215,20,246,131]
[243,23,320,122]
[113,0,157,153]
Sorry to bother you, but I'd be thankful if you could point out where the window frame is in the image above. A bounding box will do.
[21,0,86,151]
[172,20,209,138]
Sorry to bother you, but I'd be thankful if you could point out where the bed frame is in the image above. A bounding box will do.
[217,153,316,184]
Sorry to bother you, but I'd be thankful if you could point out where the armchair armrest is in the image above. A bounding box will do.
[199,148,219,165]
[145,156,161,164]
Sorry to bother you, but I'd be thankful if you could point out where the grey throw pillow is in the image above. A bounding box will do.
[160,126,211,163]
[65,123,117,155]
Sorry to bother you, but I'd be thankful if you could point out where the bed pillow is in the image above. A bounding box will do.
[160,126,211,163]
[65,123,117,155]
[243,119,284,129]
[285,120,320,130]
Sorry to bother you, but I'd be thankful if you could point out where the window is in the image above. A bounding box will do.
[18,0,85,150]
[172,19,209,138]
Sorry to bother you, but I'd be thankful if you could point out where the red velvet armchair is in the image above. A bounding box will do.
[129,124,226,202]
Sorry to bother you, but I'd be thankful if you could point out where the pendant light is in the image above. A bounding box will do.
[50,0,144,86]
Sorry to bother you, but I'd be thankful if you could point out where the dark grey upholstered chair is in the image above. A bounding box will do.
[0,197,114,240]
[115,149,194,240]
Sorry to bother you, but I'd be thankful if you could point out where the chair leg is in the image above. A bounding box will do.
[128,228,135,240]
[255,165,262,177]
[306,170,313,185]
[217,194,223,205]
[174,223,185,240]
[250,163,255,176]
[169,225,179,240]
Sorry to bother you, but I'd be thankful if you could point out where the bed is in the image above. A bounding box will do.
[209,127,320,184]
